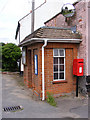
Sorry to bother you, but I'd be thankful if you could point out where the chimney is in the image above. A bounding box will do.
[31,0,35,33]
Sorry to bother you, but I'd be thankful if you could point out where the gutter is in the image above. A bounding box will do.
[19,38,82,47]
[42,39,48,101]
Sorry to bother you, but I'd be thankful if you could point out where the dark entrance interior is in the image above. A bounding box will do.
[28,50,32,88]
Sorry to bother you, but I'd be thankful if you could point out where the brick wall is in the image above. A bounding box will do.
[44,43,78,97]
[23,43,42,97]
[24,42,78,99]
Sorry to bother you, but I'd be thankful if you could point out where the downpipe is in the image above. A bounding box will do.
[42,39,48,101]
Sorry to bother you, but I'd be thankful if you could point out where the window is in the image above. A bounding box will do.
[53,49,65,81]
[22,47,26,65]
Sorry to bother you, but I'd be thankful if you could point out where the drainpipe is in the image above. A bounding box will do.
[42,39,48,101]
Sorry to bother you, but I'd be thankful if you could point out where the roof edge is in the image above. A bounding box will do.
[19,38,82,47]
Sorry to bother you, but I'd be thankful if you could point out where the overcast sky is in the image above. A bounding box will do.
[0,0,77,44]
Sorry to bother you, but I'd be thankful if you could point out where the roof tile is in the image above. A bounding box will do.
[20,26,82,45]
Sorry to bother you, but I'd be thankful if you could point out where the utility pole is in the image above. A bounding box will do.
[31,0,35,33]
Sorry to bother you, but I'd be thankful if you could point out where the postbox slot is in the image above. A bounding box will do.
[78,62,83,63]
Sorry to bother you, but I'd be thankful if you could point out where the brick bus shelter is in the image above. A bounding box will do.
[19,26,82,100]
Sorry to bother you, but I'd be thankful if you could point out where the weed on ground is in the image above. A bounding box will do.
[46,92,57,107]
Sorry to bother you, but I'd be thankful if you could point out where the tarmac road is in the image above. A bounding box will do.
[2,73,89,118]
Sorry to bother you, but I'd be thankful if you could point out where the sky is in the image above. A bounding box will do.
[0,0,77,44]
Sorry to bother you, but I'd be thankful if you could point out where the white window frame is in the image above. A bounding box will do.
[53,49,65,81]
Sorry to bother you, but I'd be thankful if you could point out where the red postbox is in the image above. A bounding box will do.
[73,59,84,76]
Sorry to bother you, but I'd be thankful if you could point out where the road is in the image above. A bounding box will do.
[2,73,89,118]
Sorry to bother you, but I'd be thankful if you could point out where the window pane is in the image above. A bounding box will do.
[54,58,58,64]
[59,65,64,71]
[54,49,58,56]
[59,58,64,64]
[54,65,58,72]
[59,73,64,79]
[54,73,58,80]
[59,49,64,56]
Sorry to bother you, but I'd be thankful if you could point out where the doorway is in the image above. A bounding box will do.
[28,50,32,88]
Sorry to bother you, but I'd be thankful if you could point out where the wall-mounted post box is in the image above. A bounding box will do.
[73,59,84,76]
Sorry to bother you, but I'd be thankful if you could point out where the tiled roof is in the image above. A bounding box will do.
[20,26,82,46]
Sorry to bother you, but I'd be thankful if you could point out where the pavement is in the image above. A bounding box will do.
[1,73,89,118]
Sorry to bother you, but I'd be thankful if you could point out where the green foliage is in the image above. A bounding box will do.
[46,92,57,107]
[0,43,2,69]
[2,43,21,71]
[0,42,5,46]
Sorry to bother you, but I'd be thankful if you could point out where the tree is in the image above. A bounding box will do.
[0,42,6,69]
[0,42,5,46]
[2,43,21,71]
[0,43,2,69]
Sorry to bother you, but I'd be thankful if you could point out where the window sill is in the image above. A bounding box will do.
[52,80,67,84]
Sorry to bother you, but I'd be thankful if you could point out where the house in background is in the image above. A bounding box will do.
[15,0,90,100]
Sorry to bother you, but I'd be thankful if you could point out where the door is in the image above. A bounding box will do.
[28,50,32,88]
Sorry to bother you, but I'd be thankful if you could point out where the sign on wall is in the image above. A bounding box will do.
[34,55,38,75]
